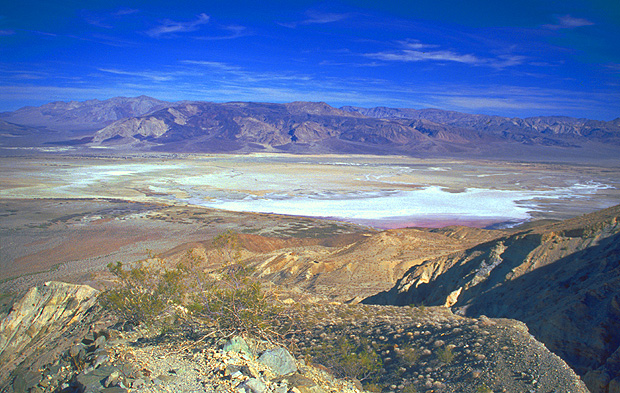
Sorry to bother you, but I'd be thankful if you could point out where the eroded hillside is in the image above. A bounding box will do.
[365,204,620,393]
[161,226,506,302]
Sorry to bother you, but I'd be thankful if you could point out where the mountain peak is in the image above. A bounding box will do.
[285,101,359,117]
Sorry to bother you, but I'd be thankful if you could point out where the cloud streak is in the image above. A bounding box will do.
[280,11,351,28]
[364,41,526,69]
[543,15,594,30]
[97,68,176,82]
[195,25,249,40]
[146,13,210,38]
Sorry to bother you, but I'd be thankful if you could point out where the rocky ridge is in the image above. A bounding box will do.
[341,106,620,145]
[291,303,589,393]
[365,204,620,392]
[0,96,169,133]
[162,228,506,302]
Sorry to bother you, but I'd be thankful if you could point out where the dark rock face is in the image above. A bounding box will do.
[365,204,620,393]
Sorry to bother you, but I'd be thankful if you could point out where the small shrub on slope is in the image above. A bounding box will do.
[101,231,291,340]
[305,335,383,385]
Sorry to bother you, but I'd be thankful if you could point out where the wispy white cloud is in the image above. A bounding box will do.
[605,63,620,72]
[180,60,243,72]
[83,8,140,29]
[279,11,351,28]
[84,14,113,29]
[424,84,619,116]
[113,9,139,16]
[97,68,176,82]
[398,39,439,50]
[146,13,210,38]
[1,76,618,120]
[3,57,618,119]
[364,42,527,69]
[367,49,480,64]
[543,15,594,30]
[182,60,314,85]
[319,60,383,67]
[195,25,249,40]
[0,30,15,36]
[0,67,49,81]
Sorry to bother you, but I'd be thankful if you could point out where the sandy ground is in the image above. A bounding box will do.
[0,198,367,293]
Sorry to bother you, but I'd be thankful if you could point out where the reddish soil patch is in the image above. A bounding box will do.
[5,227,157,280]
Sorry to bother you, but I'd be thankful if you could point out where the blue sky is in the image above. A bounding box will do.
[1,0,619,119]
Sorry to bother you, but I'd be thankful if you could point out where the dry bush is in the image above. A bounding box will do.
[305,335,383,385]
[101,231,293,340]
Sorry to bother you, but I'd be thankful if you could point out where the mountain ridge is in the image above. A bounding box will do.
[1,96,619,159]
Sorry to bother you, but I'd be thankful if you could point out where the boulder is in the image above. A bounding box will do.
[223,336,254,358]
[258,347,297,376]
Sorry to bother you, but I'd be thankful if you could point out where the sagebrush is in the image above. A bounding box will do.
[100,231,293,339]
[304,335,383,384]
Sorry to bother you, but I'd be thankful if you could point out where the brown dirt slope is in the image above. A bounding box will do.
[163,226,505,302]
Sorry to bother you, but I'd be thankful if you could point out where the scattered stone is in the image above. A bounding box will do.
[242,377,267,393]
[258,347,297,376]
[223,336,254,358]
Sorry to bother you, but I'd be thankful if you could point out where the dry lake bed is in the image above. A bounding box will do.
[1,153,619,291]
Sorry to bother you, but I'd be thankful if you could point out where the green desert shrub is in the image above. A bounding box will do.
[436,345,455,364]
[476,383,493,393]
[305,335,383,384]
[402,385,418,393]
[100,254,185,329]
[101,231,291,340]
[398,347,420,364]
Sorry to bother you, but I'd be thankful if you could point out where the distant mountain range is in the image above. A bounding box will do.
[1,96,619,159]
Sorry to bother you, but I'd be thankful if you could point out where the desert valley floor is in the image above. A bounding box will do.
[1,153,619,293]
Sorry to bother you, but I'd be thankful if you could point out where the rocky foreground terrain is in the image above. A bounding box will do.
[366,205,620,392]
[0,197,619,392]
[0,207,620,393]
[0,281,590,393]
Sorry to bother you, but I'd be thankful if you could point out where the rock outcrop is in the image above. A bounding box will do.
[0,281,102,392]
[365,204,620,392]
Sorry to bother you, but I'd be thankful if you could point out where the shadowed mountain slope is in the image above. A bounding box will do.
[342,105,620,145]
[364,204,620,393]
